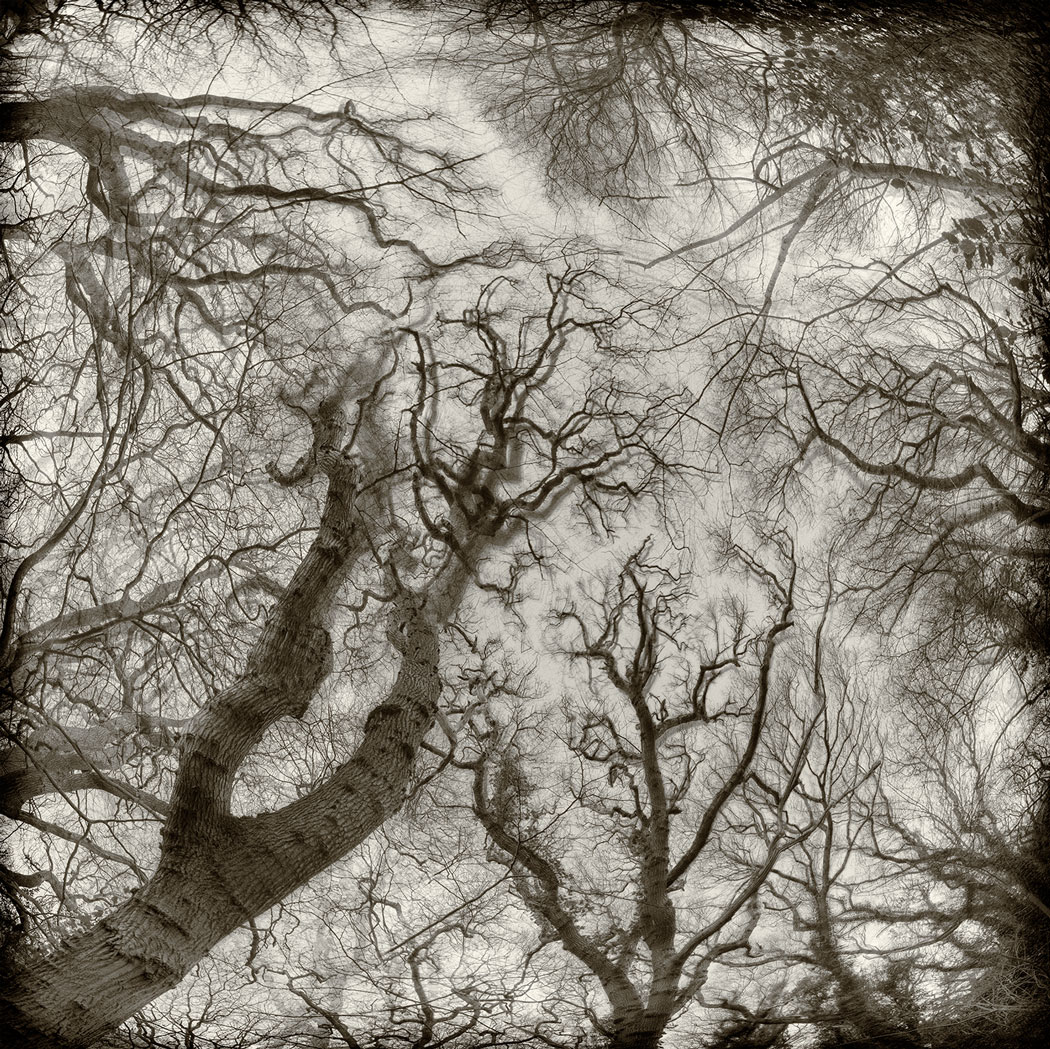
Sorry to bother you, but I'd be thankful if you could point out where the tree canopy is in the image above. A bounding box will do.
[1,2,1047,1048]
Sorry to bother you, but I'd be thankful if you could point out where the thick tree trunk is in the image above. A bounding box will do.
[0,631,440,1047]
[610,1014,671,1049]
[0,423,449,1046]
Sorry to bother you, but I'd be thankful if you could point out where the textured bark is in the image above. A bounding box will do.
[0,414,447,1046]
[0,598,441,1047]
[610,1016,670,1049]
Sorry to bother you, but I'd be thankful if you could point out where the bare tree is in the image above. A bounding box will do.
[2,3,1047,1048]
[0,10,682,1033]
[459,536,869,1049]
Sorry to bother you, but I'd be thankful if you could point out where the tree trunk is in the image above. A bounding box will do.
[0,678,437,1046]
[610,1012,671,1049]
[0,596,442,1048]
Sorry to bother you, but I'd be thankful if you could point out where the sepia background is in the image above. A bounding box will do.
[1,2,1048,1047]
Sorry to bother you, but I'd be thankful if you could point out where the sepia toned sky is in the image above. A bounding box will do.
[2,3,1041,1048]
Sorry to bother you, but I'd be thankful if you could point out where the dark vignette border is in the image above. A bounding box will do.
[1,2,1047,1046]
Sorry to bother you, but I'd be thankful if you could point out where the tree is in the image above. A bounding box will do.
[1,246,676,1043]
[3,2,1047,1048]
[0,6,684,1038]
[461,535,876,1049]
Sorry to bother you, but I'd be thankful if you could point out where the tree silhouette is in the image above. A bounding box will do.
[2,2,1047,1048]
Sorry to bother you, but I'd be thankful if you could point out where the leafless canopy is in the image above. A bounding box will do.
[1,3,1048,1049]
